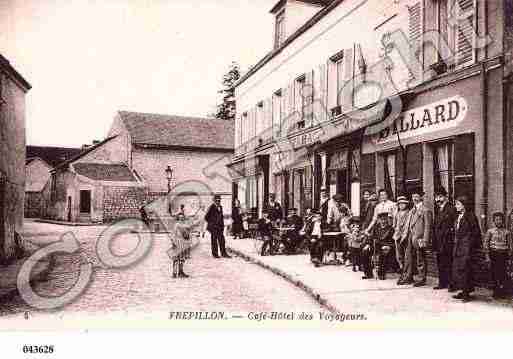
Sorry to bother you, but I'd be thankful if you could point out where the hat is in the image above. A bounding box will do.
[455,195,469,207]
[377,212,390,219]
[269,193,276,198]
[310,208,320,214]
[332,194,344,202]
[410,189,425,196]
[213,194,221,200]
[320,186,327,192]
[397,196,409,204]
[435,187,448,197]
[349,216,361,225]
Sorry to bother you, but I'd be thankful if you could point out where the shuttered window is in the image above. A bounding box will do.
[272,90,282,139]
[408,1,423,80]
[449,0,476,67]
[295,75,306,129]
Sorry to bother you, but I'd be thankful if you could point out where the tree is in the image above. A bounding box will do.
[215,61,240,121]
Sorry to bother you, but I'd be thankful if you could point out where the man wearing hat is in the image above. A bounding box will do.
[365,189,397,235]
[204,195,232,258]
[394,195,411,284]
[404,189,433,287]
[320,187,331,226]
[327,193,352,229]
[432,187,457,290]
[267,193,283,227]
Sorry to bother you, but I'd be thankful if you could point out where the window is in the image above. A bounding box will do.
[50,173,57,203]
[433,141,454,199]
[384,152,397,199]
[295,75,306,129]
[447,0,476,68]
[272,90,282,139]
[275,10,286,49]
[327,50,344,113]
[256,101,264,145]
[241,112,248,153]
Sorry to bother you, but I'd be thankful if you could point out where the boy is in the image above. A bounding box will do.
[347,216,365,272]
[258,210,275,256]
[484,212,512,299]
[393,196,411,284]
[308,210,324,267]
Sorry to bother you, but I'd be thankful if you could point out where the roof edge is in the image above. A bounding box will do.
[236,0,344,88]
[52,136,118,171]
[0,54,31,91]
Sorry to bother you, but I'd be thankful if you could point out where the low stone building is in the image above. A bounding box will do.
[0,54,31,264]
[45,112,234,223]
[25,146,81,218]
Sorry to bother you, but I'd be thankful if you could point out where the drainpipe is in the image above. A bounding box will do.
[480,61,488,230]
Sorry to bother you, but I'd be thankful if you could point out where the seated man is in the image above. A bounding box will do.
[258,210,275,256]
[362,212,395,280]
[283,208,304,254]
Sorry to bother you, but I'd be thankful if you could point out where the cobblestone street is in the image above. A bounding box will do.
[0,221,321,321]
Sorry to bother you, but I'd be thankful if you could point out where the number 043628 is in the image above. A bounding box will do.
[22,345,54,354]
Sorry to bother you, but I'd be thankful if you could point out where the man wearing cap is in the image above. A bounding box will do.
[205,195,232,258]
[320,188,331,226]
[404,190,433,287]
[327,194,352,229]
[394,195,411,284]
[432,187,457,290]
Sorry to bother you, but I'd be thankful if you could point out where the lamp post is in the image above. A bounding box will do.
[165,165,173,193]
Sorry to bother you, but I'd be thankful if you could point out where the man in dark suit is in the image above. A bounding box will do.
[432,187,457,291]
[204,195,231,258]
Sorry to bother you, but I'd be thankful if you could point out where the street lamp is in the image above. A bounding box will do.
[165,165,173,193]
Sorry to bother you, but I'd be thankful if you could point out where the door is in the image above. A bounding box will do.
[293,169,305,215]
[79,190,91,214]
[0,176,5,258]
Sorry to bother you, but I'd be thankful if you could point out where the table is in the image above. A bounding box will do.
[322,231,346,265]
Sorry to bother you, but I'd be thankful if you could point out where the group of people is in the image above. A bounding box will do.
[232,186,513,302]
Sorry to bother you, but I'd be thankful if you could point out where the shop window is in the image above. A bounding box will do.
[360,153,376,195]
[405,143,423,196]
[453,133,475,209]
[384,152,397,199]
[433,141,454,199]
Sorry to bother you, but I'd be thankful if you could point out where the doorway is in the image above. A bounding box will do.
[328,169,350,204]
[67,196,72,222]
[79,190,91,214]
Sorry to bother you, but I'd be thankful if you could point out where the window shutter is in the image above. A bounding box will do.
[281,86,289,124]
[327,60,338,114]
[304,70,314,127]
[342,46,354,110]
[250,107,257,149]
[317,63,327,123]
[455,0,476,66]
[396,148,404,195]
[286,82,296,134]
[408,1,423,81]
[264,98,273,142]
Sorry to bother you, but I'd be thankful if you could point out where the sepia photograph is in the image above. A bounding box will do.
[1,0,513,354]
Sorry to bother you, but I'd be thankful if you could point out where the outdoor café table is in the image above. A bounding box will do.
[322,231,345,265]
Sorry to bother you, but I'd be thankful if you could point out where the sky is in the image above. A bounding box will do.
[0,0,276,147]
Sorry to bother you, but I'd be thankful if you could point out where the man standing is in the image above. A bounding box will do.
[365,189,397,235]
[362,192,378,231]
[432,187,457,291]
[268,193,283,227]
[320,188,331,226]
[393,195,411,284]
[405,190,433,287]
[205,195,232,259]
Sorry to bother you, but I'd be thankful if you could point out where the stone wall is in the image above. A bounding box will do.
[24,191,44,218]
[102,186,149,222]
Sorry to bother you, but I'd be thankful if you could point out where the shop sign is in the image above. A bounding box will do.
[374,96,468,144]
[289,128,323,149]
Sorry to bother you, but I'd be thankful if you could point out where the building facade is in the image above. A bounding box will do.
[25,146,81,218]
[45,112,234,223]
[0,54,31,264]
[230,0,510,232]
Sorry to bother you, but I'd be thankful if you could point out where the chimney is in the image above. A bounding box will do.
[92,140,100,145]
[81,144,89,150]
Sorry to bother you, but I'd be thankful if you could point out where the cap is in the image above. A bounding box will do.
[349,216,361,224]
[213,194,221,200]
[377,212,390,219]
[410,189,425,196]
[332,194,344,202]
[320,186,327,192]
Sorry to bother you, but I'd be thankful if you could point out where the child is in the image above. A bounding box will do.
[484,212,512,299]
[308,210,324,267]
[241,211,250,239]
[393,196,411,284]
[258,210,274,256]
[347,216,365,272]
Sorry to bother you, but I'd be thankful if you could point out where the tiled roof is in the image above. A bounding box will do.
[53,136,117,171]
[118,111,234,151]
[73,163,137,182]
[26,146,83,167]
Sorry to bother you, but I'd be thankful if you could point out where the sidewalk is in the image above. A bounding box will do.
[226,237,513,327]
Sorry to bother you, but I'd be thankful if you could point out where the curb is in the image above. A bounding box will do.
[35,219,102,226]
[227,246,341,315]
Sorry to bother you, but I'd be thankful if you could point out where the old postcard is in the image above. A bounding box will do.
[1,0,513,346]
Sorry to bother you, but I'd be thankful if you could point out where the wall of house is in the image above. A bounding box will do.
[25,192,44,218]
[102,186,148,222]
[107,113,132,168]
[131,147,233,196]
[284,0,324,39]
[74,135,129,166]
[25,159,51,192]
[0,63,28,263]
